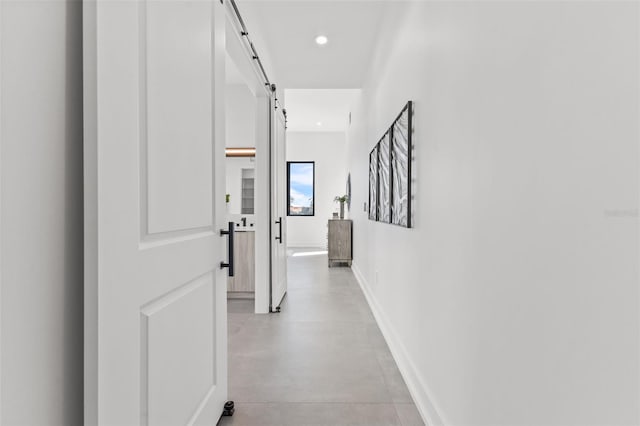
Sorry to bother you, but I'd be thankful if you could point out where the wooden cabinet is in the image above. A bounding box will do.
[328,219,352,267]
[228,231,255,298]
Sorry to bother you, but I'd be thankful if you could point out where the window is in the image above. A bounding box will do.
[287,162,315,216]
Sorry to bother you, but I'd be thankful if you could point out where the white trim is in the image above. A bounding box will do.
[253,96,270,314]
[83,1,99,423]
[0,1,4,420]
[351,261,447,426]
[286,242,326,249]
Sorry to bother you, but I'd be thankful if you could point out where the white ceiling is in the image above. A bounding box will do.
[232,1,390,133]
[236,0,390,89]
[284,89,360,132]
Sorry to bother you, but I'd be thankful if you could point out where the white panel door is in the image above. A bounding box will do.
[83,1,228,425]
[270,102,287,310]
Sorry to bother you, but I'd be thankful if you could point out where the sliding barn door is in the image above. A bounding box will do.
[270,101,288,310]
[83,1,228,424]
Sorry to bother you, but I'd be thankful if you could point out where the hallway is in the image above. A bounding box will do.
[220,249,424,426]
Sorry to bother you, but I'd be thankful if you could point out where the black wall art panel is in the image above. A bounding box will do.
[391,105,411,227]
[377,132,391,223]
[368,101,413,228]
[368,146,378,220]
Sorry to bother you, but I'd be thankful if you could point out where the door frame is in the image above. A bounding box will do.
[224,0,280,314]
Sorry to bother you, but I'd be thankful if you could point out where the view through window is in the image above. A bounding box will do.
[287,162,315,216]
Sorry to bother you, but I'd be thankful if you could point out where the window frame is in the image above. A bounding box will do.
[286,161,316,217]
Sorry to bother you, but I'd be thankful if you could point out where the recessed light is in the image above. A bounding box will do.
[315,35,328,46]
[316,122,323,127]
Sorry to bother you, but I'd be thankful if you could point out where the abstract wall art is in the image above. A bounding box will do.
[368,101,413,228]
[368,145,378,221]
[377,131,391,224]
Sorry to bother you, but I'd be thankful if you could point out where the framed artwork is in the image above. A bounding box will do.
[368,101,413,228]
[391,103,412,227]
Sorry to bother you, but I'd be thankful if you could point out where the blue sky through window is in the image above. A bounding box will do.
[288,162,314,215]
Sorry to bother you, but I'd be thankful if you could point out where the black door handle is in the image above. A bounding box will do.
[275,217,282,244]
[220,221,235,277]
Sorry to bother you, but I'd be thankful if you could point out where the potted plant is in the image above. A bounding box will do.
[334,195,349,219]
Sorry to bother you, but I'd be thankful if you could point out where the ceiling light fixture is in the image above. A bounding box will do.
[315,35,328,46]
[316,122,323,127]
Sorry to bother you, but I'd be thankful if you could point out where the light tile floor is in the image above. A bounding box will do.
[219,249,424,426]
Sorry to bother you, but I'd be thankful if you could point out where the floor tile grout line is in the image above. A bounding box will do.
[230,401,403,405]
[226,253,419,425]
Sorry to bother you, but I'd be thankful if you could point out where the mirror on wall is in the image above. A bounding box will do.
[226,155,255,215]
[225,53,257,218]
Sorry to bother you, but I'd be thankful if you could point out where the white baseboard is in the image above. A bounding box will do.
[286,243,326,249]
[351,262,446,426]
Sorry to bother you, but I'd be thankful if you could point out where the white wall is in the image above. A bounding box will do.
[226,83,256,148]
[287,132,347,248]
[347,2,639,425]
[0,1,83,424]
